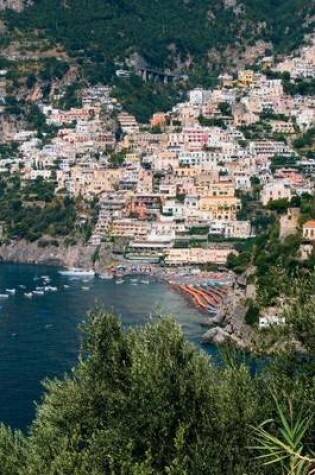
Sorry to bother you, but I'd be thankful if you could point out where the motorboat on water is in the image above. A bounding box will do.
[6,289,16,295]
[59,268,95,277]
[18,285,26,289]
[115,279,125,285]
[0,293,9,299]
[33,290,44,296]
[99,272,114,280]
[45,286,58,292]
[81,286,90,291]
[24,292,33,298]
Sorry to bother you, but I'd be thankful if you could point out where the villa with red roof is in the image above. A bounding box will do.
[302,221,315,241]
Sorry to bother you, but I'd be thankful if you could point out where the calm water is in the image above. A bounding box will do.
[0,263,215,430]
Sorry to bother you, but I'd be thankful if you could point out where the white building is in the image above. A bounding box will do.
[261,181,292,206]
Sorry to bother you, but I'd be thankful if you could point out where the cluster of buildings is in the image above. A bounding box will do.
[1,41,314,267]
[276,37,315,79]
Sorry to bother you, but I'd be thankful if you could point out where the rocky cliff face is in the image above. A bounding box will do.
[0,0,32,11]
[0,241,97,268]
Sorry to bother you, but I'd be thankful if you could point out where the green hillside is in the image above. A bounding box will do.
[4,0,314,71]
[1,0,314,120]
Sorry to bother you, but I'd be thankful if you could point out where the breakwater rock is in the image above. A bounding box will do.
[202,326,247,349]
[0,240,102,269]
[202,299,253,350]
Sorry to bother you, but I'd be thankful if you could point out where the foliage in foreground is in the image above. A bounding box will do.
[253,395,315,475]
[0,311,314,475]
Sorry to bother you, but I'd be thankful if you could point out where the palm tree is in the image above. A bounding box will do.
[252,394,315,475]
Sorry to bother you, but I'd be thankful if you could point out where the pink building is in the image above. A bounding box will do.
[183,127,209,152]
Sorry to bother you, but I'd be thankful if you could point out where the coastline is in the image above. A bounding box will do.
[0,240,253,350]
[0,240,100,269]
[106,261,254,351]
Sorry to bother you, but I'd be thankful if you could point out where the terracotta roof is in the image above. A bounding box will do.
[303,220,315,229]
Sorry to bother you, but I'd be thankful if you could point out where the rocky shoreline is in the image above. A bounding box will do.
[0,240,102,269]
[0,240,254,349]
[202,299,253,350]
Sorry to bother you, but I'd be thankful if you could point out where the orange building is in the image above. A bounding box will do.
[150,113,166,128]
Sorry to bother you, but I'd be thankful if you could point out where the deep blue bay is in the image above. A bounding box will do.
[0,263,216,430]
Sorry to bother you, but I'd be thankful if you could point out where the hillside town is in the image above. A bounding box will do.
[0,39,314,320]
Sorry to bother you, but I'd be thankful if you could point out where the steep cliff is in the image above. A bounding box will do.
[0,241,96,268]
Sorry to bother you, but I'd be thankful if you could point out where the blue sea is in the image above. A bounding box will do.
[0,263,216,431]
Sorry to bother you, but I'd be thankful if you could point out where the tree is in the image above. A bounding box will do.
[0,424,26,475]
[268,198,290,214]
[0,309,315,473]
[218,101,232,116]
[26,74,37,90]
[245,300,260,325]
[252,394,315,475]
[0,311,264,474]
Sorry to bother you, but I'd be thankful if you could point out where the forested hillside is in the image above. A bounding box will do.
[3,0,315,78]
[0,0,314,121]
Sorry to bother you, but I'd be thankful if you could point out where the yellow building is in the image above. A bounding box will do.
[125,152,140,164]
[109,219,150,238]
[238,70,254,87]
[165,247,234,265]
[69,167,122,197]
[199,181,241,220]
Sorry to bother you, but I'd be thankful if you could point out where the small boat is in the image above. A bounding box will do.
[116,279,125,285]
[130,278,138,283]
[46,286,57,292]
[24,292,33,298]
[59,268,95,277]
[0,293,9,299]
[44,286,57,292]
[18,285,26,289]
[6,289,16,295]
[82,286,90,291]
[63,285,70,289]
[35,286,44,291]
[99,272,113,280]
[41,275,50,280]
[140,280,150,285]
[33,290,44,296]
